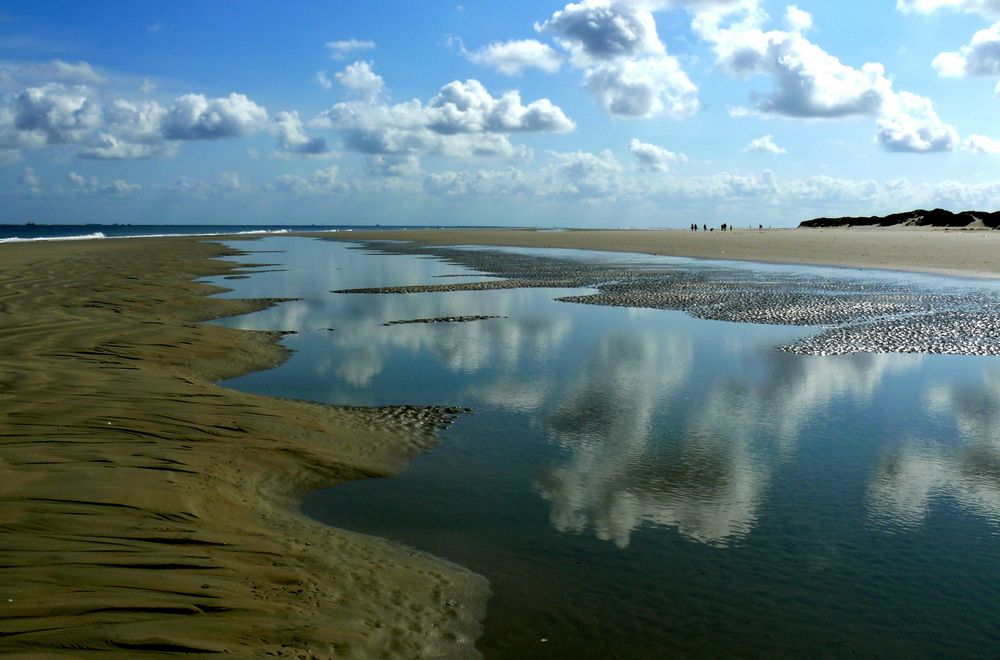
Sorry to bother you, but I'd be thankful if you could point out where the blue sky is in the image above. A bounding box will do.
[1,0,999,227]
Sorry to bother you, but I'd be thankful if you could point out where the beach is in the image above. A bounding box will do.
[2,227,999,656]
[0,236,486,656]
[317,227,1000,279]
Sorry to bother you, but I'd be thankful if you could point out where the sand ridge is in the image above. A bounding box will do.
[310,227,1000,279]
[0,236,487,657]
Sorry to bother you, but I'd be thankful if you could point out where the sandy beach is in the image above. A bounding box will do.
[2,226,998,655]
[319,227,1000,279]
[0,236,486,656]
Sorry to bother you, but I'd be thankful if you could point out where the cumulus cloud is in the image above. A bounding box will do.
[584,56,699,118]
[896,0,1000,16]
[12,83,102,145]
[424,167,529,196]
[629,138,686,171]
[0,77,272,159]
[694,1,958,153]
[963,133,1000,153]
[314,70,333,90]
[542,149,624,198]
[368,154,421,177]
[784,4,813,31]
[429,79,575,133]
[0,59,104,89]
[876,91,959,152]
[19,166,40,191]
[744,133,786,154]
[65,170,140,195]
[694,8,889,117]
[272,110,328,154]
[161,92,268,140]
[932,21,1000,76]
[464,39,563,75]
[538,0,700,119]
[538,1,664,60]
[326,38,376,59]
[271,165,343,195]
[312,64,573,160]
[104,99,166,142]
[79,132,165,159]
[334,60,385,102]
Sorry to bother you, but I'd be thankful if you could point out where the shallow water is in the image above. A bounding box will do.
[210,237,1000,658]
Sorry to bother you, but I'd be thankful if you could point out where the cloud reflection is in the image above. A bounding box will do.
[868,369,1000,529]
[538,338,924,548]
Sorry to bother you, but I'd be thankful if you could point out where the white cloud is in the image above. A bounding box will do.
[744,133,787,154]
[694,1,958,153]
[11,83,102,145]
[465,39,563,75]
[628,138,686,171]
[103,99,167,142]
[334,60,385,102]
[326,38,376,60]
[139,77,156,94]
[932,21,1000,76]
[584,55,699,118]
[963,133,1000,153]
[538,1,665,61]
[272,110,328,154]
[785,4,813,31]
[896,0,1000,17]
[270,165,344,195]
[67,171,93,187]
[429,79,575,133]
[312,68,572,159]
[695,12,889,117]
[538,0,700,119]
[542,149,625,198]
[162,92,268,140]
[876,91,959,152]
[64,170,140,195]
[79,132,165,159]
[0,59,103,90]
[424,167,529,196]
[19,166,40,191]
[368,154,421,177]
[314,70,333,90]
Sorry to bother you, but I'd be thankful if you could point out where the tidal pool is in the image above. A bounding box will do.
[209,236,1000,658]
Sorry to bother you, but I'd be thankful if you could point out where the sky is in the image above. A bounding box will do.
[1,0,999,227]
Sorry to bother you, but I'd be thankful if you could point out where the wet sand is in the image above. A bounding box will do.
[0,236,486,656]
[3,225,997,655]
[316,227,1000,279]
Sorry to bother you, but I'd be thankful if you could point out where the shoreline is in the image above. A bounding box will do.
[306,227,1000,280]
[0,236,486,656]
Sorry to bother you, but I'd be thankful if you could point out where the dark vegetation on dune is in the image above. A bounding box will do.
[799,208,1000,229]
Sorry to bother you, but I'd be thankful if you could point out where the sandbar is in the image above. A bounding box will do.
[315,227,1000,279]
[0,236,486,656]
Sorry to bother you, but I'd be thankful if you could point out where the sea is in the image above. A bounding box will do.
[203,235,1000,659]
[0,223,455,243]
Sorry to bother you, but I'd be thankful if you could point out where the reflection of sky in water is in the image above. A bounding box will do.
[208,237,1000,658]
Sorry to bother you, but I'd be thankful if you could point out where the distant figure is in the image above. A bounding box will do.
[721,222,728,232]
[759,224,763,230]
[703,223,707,231]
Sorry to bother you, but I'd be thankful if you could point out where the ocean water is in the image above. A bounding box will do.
[209,236,1000,658]
[0,223,456,242]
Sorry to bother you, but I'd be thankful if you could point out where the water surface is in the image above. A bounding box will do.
[210,237,1000,658]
